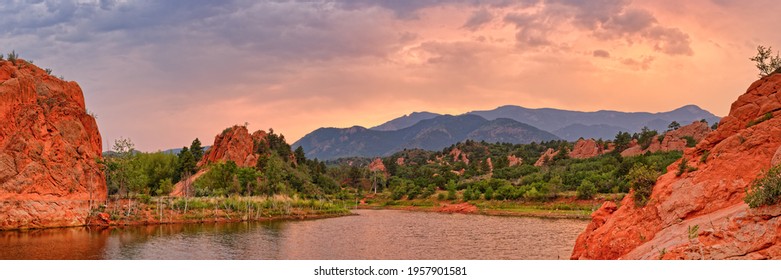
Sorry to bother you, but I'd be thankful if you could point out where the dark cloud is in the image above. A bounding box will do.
[593,49,610,58]
[462,8,494,31]
[504,12,554,47]
[645,26,694,56]
[621,56,655,70]
[503,0,694,56]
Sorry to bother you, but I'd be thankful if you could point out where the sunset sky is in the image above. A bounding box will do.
[2,0,779,151]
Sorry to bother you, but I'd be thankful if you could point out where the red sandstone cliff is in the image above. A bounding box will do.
[172,126,269,196]
[0,58,105,230]
[572,74,781,259]
[198,125,267,168]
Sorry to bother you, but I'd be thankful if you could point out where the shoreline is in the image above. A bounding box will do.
[356,202,595,220]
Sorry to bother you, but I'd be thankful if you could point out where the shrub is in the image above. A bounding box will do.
[680,136,696,148]
[576,180,597,200]
[700,150,710,164]
[627,164,658,207]
[483,186,493,200]
[745,165,781,208]
[749,45,781,77]
[7,50,17,63]
[446,183,457,200]
[676,158,689,177]
[747,112,773,128]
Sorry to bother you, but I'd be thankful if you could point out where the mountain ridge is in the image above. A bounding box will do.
[294,114,559,160]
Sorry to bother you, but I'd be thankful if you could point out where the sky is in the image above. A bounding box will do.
[1,0,779,152]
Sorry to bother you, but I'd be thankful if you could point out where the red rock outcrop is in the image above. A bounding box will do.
[198,125,267,168]
[0,59,105,230]
[507,155,522,167]
[646,121,712,154]
[449,148,469,164]
[570,139,606,159]
[534,148,559,167]
[572,74,781,259]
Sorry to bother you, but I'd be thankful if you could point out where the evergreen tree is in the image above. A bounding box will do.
[190,138,204,162]
[177,147,197,179]
[294,146,306,165]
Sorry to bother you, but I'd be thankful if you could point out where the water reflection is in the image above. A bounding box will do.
[0,210,587,260]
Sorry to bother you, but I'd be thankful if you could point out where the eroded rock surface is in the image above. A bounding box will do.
[0,59,105,230]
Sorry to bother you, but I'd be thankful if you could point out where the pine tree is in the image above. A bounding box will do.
[190,138,204,162]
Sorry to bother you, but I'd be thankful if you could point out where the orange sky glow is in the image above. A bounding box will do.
[3,0,779,151]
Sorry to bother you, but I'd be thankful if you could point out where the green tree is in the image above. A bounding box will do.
[749,45,781,77]
[577,180,597,199]
[177,147,197,179]
[614,131,632,152]
[668,121,681,131]
[190,138,204,162]
[294,146,306,165]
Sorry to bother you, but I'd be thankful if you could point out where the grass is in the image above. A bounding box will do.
[104,195,350,224]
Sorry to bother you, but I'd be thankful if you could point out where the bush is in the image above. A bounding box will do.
[745,165,781,208]
[747,112,773,128]
[446,184,457,201]
[483,186,493,200]
[627,164,658,207]
[681,136,697,148]
[749,45,781,77]
[576,180,597,199]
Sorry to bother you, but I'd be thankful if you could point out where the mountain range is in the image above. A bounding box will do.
[294,114,559,160]
[293,104,720,160]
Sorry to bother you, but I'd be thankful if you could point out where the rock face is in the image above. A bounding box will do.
[198,125,267,168]
[534,148,559,167]
[570,139,606,159]
[0,59,105,230]
[619,122,712,157]
[572,74,781,260]
[507,155,523,167]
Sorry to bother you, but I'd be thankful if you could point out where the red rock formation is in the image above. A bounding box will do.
[619,139,643,157]
[198,125,267,168]
[396,157,405,166]
[572,74,781,260]
[570,139,604,159]
[534,148,559,167]
[0,59,105,230]
[507,155,522,167]
[449,148,470,164]
[646,121,712,154]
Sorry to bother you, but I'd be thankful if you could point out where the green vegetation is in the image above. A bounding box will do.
[7,50,18,64]
[750,45,781,77]
[747,112,773,128]
[668,121,681,131]
[681,136,697,148]
[745,164,781,208]
[627,164,659,207]
[349,136,680,207]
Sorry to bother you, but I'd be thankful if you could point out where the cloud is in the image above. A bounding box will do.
[503,12,554,48]
[644,26,694,56]
[501,0,694,56]
[621,56,655,70]
[462,8,494,31]
[593,49,611,58]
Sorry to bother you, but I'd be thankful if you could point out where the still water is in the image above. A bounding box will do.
[0,210,587,260]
